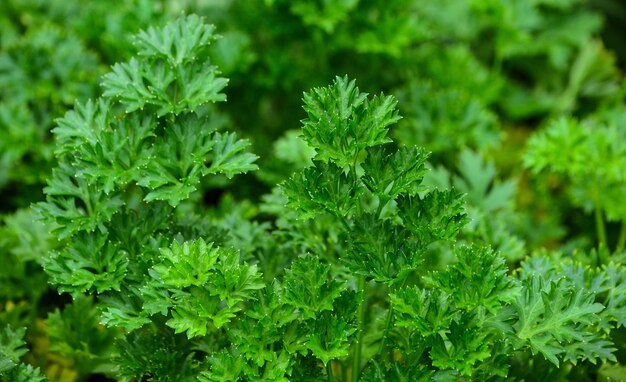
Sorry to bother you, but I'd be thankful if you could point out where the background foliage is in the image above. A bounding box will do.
[1,0,626,381]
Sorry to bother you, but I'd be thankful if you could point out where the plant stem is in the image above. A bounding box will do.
[352,275,366,382]
[327,362,333,382]
[375,197,388,219]
[617,220,626,252]
[595,208,607,248]
[377,304,394,357]
[339,216,352,232]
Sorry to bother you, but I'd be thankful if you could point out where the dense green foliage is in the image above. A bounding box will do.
[1,1,626,381]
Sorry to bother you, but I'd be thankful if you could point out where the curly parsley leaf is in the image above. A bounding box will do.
[283,255,345,320]
[301,75,398,168]
[512,275,611,366]
[0,326,46,381]
[207,132,259,178]
[146,238,264,337]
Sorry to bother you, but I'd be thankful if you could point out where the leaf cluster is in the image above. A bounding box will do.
[1,2,626,380]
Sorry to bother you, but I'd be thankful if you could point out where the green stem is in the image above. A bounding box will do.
[352,155,359,185]
[595,208,607,248]
[377,277,407,359]
[377,304,394,357]
[375,197,389,219]
[352,275,366,382]
[338,216,352,232]
[327,361,333,382]
[352,156,363,216]
[617,221,626,252]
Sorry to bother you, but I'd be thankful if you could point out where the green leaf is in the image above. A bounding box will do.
[0,208,52,301]
[153,239,220,288]
[283,255,345,320]
[0,325,46,380]
[513,275,611,366]
[47,295,117,376]
[226,281,298,368]
[521,253,626,332]
[43,232,128,295]
[523,117,626,220]
[166,292,221,337]
[361,360,433,382]
[115,328,196,382]
[361,146,428,201]
[393,82,499,154]
[102,58,154,113]
[290,0,359,33]
[199,349,245,382]
[74,113,156,194]
[307,313,355,365]
[139,165,199,206]
[429,315,495,376]
[453,149,517,212]
[247,350,293,381]
[273,130,315,167]
[397,190,467,244]
[148,239,264,337]
[100,287,151,332]
[1,363,47,382]
[436,149,526,262]
[207,132,259,178]
[209,246,265,302]
[344,213,419,284]
[301,76,397,168]
[562,333,616,365]
[282,161,361,220]
[177,64,229,111]
[53,99,109,149]
[0,326,27,370]
[134,14,218,63]
[35,162,124,239]
[137,116,217,206]
[391,287,455,337]
[428,245,518,313]
[245,280,299,329]
[600,263,626,330]
[102,15,228,116]
[523,117,587,176]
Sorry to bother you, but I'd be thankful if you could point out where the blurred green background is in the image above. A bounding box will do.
[1,0,626,380]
